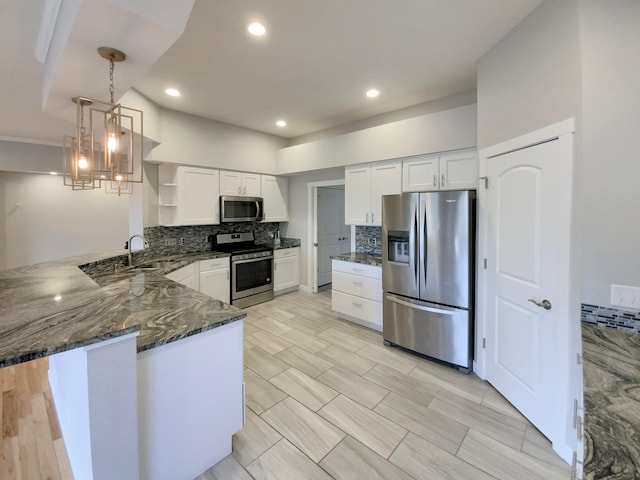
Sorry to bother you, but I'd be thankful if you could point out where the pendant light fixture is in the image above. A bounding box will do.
[63,47,143,195]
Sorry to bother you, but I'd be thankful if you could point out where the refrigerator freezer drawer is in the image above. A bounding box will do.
[333,271,383,302]
[332,291,382,329]
[383,293,471,369]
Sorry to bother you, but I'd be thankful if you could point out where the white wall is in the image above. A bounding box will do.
[148,107,287,173]
[578,0,640,306]
[476,0,582,150]
[0,171,129,270]
[282,168,345,290]
[277,104,477,174]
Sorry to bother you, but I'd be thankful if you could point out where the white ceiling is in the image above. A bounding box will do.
[1,0,543,144]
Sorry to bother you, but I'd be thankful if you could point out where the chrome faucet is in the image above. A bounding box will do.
[126,234,149,266]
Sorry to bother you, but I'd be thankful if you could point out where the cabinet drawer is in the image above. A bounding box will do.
[332,260,381,279]
[200,257,229,271]
[274,247,299,259]
[333,271,382,302]
[332,291,382,326]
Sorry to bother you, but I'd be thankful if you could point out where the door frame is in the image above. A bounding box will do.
[476,118,579,462]
[306,180,349,293]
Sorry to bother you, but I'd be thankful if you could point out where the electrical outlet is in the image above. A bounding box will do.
[179,238,185,245]
[165,238,177,246]
[611,284,640,310]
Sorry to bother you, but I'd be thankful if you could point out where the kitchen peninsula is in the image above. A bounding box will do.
[0,251,246,480]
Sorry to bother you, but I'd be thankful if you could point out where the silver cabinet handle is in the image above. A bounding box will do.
[352,302,363,308]
[528,298,552,310]
[352,281,363,286]
[433,174,437,187]
[372,212,375,223]
[366,213,369,223]
[441,173,445,186]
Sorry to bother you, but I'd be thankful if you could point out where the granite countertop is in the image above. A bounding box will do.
[258,237,301,250]
[582,323,640,479]
[0,251,245,367]
[331,252,382,267]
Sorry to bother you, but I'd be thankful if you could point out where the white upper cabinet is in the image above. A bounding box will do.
[402,149,478,192]
[439,149,478,191]
[345,160,401,226]
[158,165,220,226]
[220,170,261,197]
[261,175,289,222]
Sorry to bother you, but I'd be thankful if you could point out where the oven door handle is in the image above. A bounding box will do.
[233,256,273,265]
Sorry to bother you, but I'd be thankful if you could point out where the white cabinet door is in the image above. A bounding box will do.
[402,154,440,192]
[199,268,230,303]
[274,249,299,292]
[370,161,402,226]
[242,173,261,197]
[182,273,199,292]
[179,167,220,225]
[345,165,371,225]
[440,150,478,190]
[220,171,261,197]
[261,175,289,222]
[345,162,400,226]
[219,170,243,196]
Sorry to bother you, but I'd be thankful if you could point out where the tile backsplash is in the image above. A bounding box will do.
[134,222,281,262]
[582,303,640,334]
[356,226,382,256]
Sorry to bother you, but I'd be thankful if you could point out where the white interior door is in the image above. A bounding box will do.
[317,187,345,287]
[483,133,573,447]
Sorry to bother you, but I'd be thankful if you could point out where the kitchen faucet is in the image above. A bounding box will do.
[126,234,149,266]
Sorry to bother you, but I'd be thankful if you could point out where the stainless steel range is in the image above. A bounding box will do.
[214,232,274,308]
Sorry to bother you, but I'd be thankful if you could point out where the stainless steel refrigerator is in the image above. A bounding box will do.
[382,190,476,372]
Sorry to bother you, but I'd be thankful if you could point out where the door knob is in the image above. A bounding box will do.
[528,299,552,310]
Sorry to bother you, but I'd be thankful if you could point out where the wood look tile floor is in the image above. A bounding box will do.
[199,289,572,480]
[3,289,571,479]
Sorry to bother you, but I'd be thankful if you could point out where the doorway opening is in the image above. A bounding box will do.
[307,180,352,293]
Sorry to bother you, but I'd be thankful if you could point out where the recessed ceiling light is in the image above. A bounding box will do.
[276,120,286,127]
[165,88,181,97]
[248,22,266,36]
[366,89,380,98]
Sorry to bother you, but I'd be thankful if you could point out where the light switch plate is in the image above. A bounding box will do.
[610,284,640,310]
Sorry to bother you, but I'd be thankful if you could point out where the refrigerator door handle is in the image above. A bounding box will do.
[412,205,419,285]
[422,199,428,286]
[386,294,457,316]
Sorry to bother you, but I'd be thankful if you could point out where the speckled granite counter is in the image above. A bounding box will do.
[0,251,245,367]
[259,237,301,250]
[331,252,382,266]
[582,323,640,479]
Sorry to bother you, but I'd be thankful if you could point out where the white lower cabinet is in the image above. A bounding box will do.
[165,262,199,291]
[274,247,300,294]
[331,259,382,331]
[199,258,230,304]
[166,258,231,303]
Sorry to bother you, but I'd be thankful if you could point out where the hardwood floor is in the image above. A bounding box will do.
[3,289,571,479]
[0,358,72,480]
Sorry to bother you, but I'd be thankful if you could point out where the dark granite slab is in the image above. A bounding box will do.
[0,252,245,367]
[259,237,301,250]
[331,252,382,267]
[582,323,640,479]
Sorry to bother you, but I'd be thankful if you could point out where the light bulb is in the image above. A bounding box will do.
[108,133,117,152]
[115,174,123,181]
[77,156,88,169]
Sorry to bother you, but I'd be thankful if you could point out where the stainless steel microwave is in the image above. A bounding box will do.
[220,196,264,222]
